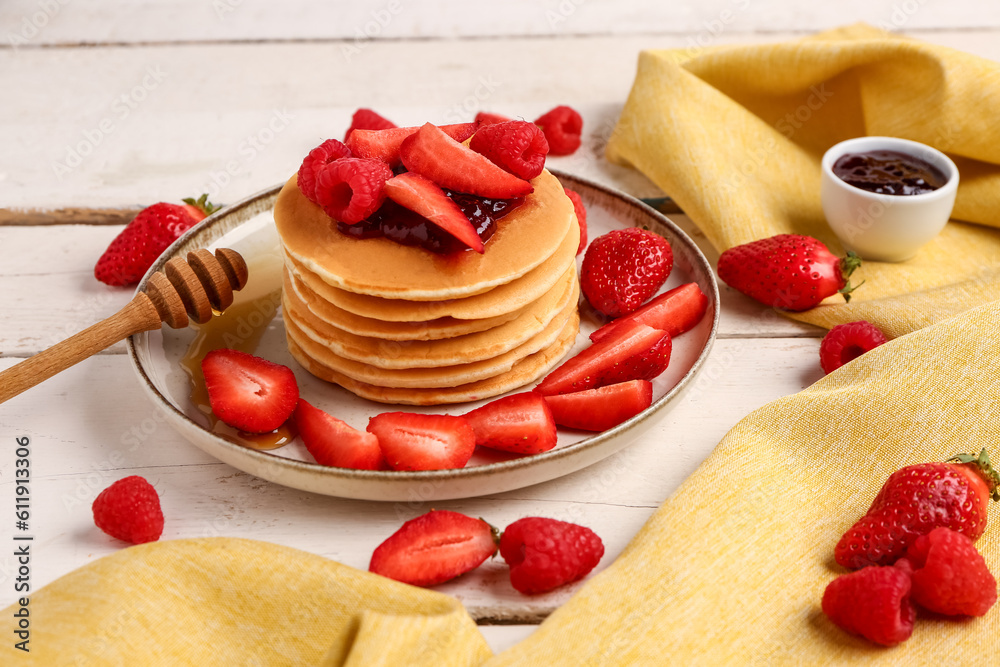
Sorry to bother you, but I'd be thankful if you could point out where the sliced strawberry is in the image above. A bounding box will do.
[462,392,557,455]
[563,187,587,255]
[343,108,396,141]
[346,122,479,167]
[201,349,299,434]
[399,123,534,199]
[294,399,384,470]
[475,111,512,126]
[535,322,669,396]
[369,510,498,587]
[383,172,484,253]
[542,380,653,432]
[591,283,708,343]
[367,412,476,471]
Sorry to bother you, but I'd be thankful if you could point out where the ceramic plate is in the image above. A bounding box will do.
[128,171,719,501]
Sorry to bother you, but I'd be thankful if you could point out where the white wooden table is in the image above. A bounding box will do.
[2,2,998,654]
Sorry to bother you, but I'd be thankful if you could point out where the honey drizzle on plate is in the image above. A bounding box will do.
[179,289,296,450]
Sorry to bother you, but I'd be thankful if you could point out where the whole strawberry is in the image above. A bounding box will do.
[834,448,1000,569]
[92,476,164,545]
[499,517,604,594]
[717,234,861,311]
[581,228,673,318]
[95,194,218,286]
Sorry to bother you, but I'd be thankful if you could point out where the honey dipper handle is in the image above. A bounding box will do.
[0,293,163,405]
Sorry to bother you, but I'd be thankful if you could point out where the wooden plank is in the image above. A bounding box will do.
[0,335,822,615]
[2,1,999,45]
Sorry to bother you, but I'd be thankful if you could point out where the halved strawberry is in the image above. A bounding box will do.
[201,349,299,433]
[462,392,557,455]
[346,122,479,167]
[367,412,476,471]
[294,399,384,470]
[475,111,512,126]
[369,510,498,587]
[591,283,708,343]
[399,123,534,198]
[383,172,484,253]
[542,380,653,432]
[534,322,669,396]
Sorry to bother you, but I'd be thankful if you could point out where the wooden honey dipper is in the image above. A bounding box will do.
[0,248,248,404]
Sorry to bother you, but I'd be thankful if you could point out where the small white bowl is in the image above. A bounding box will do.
[821,136,958,262]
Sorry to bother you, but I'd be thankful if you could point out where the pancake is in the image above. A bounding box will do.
[274,168,575,300]
[284,295,577,388]
[284,269,522,341]
[286,312,580,405]
[283,268,578,369]
[283,217,579,322]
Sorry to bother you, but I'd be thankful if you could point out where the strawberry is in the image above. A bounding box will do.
[383,172,484,253]
[581,228,674,318]
[346,122,479,167]
[834,448,1000,569]
[534,105,583,155]
[201,349,299,434]
[821,565,916,646]
[313,157,393,224]
[591,283,708,344]
[898,527,997,617]
[535,321,670,396]
[293,399,384,470]
[462,392,557,455]
[542,380,653,432]
[475,111,512,126]
[563,187,588,255]
[369,510,499,587]
[819,320,887,374]
[399,123,534,199]
[499,517,604,594]
[366,412,476,471]
[343,108,396,141]
[94,194,218,286]
[92,476,164,545]
[469,120,549,180]
[717,234,862,311]
[297,139,352,204]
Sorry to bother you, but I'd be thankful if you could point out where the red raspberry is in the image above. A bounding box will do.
[534,105,583,155]
[297,139,352,204]
[819,320,887,374]
[821,565,915,646]
[499,517,604,595]
[469,120,549,180]
[899,527,997,617]
[581,228,674,317]
[563,187,587,255]
[92,476,164,545]
[314,157,393,224]
[343,108,396,141]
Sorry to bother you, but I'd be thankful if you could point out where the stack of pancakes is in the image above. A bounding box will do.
[273,169,581,405]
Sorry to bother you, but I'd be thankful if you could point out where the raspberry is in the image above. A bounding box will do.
[314,157,393,224]
[499,517,604,595]
[92,476,164,545]
[821,565,915,646]
[819,320,887,374]
[343,108,396,141]
[899,527,997,617]
[297,139,352,204]
[563,187,587,255]
[534,105,583,155]
[581,228,673,317]
[469,120,549,180]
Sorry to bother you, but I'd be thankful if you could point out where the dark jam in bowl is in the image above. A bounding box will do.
[337,191,524,254]
[832,150,947,196]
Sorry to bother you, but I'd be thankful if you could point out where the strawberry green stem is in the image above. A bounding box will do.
[948,448,1000,501]
[837,251,863,303]
[182,193,221,217]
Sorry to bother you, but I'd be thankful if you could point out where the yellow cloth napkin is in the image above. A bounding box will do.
[6,302,1000,664]
[605,24,1000,337]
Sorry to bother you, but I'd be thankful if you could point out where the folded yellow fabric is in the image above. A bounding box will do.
[605,24,1000,337]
